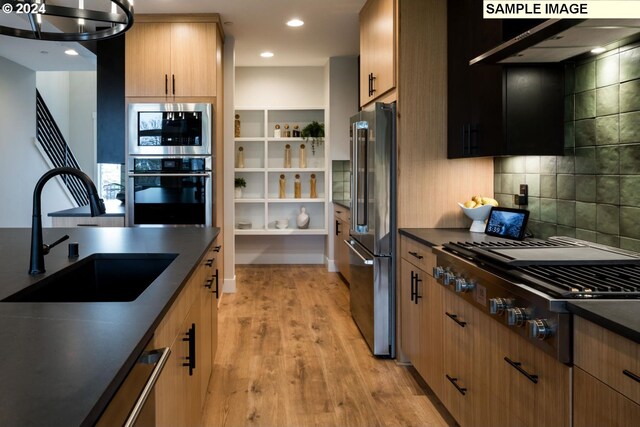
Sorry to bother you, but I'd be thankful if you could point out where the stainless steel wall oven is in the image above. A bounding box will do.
[126,157,212,227]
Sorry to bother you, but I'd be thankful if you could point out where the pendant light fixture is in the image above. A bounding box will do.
[0,0,134,42]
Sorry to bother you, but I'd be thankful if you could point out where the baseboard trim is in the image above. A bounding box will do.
[222,276,236,294]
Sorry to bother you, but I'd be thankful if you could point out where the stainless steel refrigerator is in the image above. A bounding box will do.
[347,102,396,357]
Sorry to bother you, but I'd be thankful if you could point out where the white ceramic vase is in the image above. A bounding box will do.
[235,187,242,198]
[296,207,310,229]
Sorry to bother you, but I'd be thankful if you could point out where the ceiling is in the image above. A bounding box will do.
[0,0,364,71]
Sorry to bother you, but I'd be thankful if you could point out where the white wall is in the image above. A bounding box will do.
[234,66,327,264]
[36,71,97,181]
[326,56,359,270]
[235,67,325,107]
[223,36,237,292]
[0,57,71,227]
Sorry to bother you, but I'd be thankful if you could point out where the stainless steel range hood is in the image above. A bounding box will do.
[471,19,640,65]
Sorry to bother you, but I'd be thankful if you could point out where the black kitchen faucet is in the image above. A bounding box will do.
[29,167,106,275]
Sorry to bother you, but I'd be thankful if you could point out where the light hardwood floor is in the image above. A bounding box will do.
[201,265,453,427]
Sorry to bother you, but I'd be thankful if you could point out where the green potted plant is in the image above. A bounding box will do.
[301,121,325,155]
[234,177,246,198]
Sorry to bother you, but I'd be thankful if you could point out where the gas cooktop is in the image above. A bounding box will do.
[442,237,640,299]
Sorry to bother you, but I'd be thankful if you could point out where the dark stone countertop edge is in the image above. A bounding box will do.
[567,301,640,344]
[48,200,125,217]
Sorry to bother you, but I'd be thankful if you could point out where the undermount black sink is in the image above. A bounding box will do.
[3,253,177,303]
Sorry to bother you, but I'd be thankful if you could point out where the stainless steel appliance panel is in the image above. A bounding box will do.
[350,102,395,256]
[128,103,212,156]
[346,238,393,357]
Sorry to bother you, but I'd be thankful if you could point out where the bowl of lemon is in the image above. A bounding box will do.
[458,196,499,232]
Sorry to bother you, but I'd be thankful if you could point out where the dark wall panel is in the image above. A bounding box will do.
[96,36,125,164]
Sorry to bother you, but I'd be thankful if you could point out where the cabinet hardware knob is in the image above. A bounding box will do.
[214,245,221,252]
[205,259,214,267]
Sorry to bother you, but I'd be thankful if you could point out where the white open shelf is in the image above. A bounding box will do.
[234,107,327,236]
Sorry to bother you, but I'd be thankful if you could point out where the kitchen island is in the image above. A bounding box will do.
[0,226,219,427]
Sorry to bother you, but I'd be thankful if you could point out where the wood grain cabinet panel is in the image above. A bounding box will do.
[126,21,217,98]
[574,367,640,427]
[359,0,395,107]
[574,316,640,405]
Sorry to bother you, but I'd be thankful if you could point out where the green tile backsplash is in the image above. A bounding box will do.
[493,43,640,250]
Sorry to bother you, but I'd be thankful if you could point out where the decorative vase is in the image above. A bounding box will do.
[274,124,281,138]
[299,144,306,168]
[297,207,310,229]
[284,144,291,168]
[237,146,244,168]
[294,174,301,198]
[279,174,286,198]
[309,173,317,198]
[234,114,241,137]
[235,187,242,198]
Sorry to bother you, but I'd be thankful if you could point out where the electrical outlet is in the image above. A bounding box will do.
[514,184,528,206]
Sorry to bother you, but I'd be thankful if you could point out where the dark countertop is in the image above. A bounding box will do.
[0,227,219,427]
[333,199,350,209]
[399,227,507,247]
[399,228,640,344]
[48,199,125,217]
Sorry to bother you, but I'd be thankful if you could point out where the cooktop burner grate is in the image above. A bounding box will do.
[449,239,569,249]
[520,264,640,298]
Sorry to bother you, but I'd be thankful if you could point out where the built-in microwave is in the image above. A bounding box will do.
[128,103,212,156]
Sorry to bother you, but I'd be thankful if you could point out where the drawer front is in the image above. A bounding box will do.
[400,235,435,274]
[333,205,350,223]
[574,317,640,404]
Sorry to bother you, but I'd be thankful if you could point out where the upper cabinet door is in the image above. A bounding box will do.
[359,0,396,107]
[170,23,217,98]
[125,23,172,97]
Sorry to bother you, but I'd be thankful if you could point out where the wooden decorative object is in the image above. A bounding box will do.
[299,144,306,168]
[294,174,301,199]
[310,173,317,198]
[237,146,244,168]
[234,114,240,137]
[279,174,286,199]
[284,144,292,168]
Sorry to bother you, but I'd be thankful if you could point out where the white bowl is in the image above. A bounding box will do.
[275,219,289,229]
[458,203,493,232]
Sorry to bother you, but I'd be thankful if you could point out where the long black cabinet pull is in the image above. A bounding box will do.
[371,74,376,94]
[213,269,219,299]
[335,220,341,236]
[182,323,196,376]
[504,357,538,384]
[445,312,467,327]
[410,271,416,302]
[408,251,423,260]
[172,74,175,95]
[414,274,422,304]
[623,369,640,383]
[165,74,168,95]
[445,374,467,395]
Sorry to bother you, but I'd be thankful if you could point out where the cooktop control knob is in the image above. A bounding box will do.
[455,277,475,293]
[433,266,444,279]
[506,307,528,327]
[444,271,456,286]
[528,319,553,340]
[489,298,509,315]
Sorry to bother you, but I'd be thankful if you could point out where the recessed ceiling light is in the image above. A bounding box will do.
[260,51,274,58]
[64,49,79,56]
[591,47,606,54]
[287,19,304,27]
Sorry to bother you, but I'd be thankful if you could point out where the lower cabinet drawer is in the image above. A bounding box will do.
[400,235,435,274]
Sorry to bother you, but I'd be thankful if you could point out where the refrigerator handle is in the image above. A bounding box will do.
[354,125,368,231]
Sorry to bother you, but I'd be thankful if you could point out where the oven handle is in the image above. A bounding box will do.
[344,240,374,265]
[128,172,211,178]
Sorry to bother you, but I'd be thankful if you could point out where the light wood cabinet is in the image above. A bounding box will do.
[334,205,351,284]
[574,367,640,427]
[126,21,217,98]
[573,317,640,427]
[398,240,443,399]
[152,238,219,427]
[359,0,395,107]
